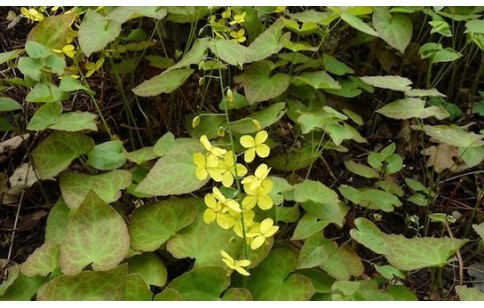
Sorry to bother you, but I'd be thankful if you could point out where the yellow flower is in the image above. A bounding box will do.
[66,29,78,44]
[85,57,105,77]
[242,178,273,210]
[221,7,232,19]
[233,209,255,238]
[241,163,271,191]
[219,151,248,187]
[212,186,241,212]
[230,28,246,43]
[221,250,250,276]
[193,153,224,181]
[246,218,279,250]
[275,6,286,13]
[53,44,76,59]
[229,12,246,25]
[200,135,227,158]
[240,130,270,163]
[20,7,44,22]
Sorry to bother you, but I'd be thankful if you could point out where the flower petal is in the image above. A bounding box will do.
[222,171,234,187]
[203,209,216,224]
[204,194,218,210]
[212,187,226,202]
[226,199,242,212]
[260,218,274,234]
[240,135,255,148]
[236,260,251,267]
[244,148,256,163]
[257,194,273,210]
[255,130,268,145]
[220,250,234,263]
[206,154,219,168]
[242,195,257,210]
[250,236,265,250]
[195,167,208,180]
[217,214,235,229]
[256,144,270,158]
[235,163,248,177]
[234,266,250,276]
[200,135,212,151]
[264,225,279,237]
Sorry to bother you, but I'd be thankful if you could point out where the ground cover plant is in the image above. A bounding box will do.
[0,6,483,301]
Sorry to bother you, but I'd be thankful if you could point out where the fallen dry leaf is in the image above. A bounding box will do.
[422,144,467,173]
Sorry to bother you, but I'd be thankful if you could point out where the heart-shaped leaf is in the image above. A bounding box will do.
[60,191,130,274]
[340,12,379,37]
[128,253,167,287]
[350,218,468,271]
[360,75,412,92]
[87,141,127,170]
[377,98,449,120]
[293,71,341,90]
[135,140,208,196]
[27,13,76,49]
[38,265,127,300]
[60,170,131,209]
[159,267,230,300]
[373,8,412,53]
[0,273,46,300]
[129,198,198,252]
[79,10,122,57]
[209,39,247,66]
[0,97,22,112]
[243,61,290,104]
[32,131,94,180]
[293,180,340,206]
[244,247,314,300]
[421,125,484,148]
[132,69,194,97]
[455,286,484,301]
[230,102,286,134]
[245,18,290,63]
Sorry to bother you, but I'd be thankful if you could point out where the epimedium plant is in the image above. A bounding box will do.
[0,5,483,301]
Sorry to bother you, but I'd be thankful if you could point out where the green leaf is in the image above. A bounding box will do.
[128,253,167,287]
[419,43,462,64]
[125,273,152,301]
[360,75,412,92]
[339,185,402,212]
[209,39,246,66]
[135,140,208,196]
[87,140,127,170]
[242,61,290,104]
[375,264,405,279]
[45,198,71,245]
[465,19,484,34]
[17,57,43,81]
[245,247,315,300]
[129,198,198,252]
[21,243,59,277]
[455,286,484,301]
[340,12,379,37]
[153,132,176,156]
[38,265,127,300]
[161,267,229,300]
[186,113,226,139]
[32,131,94,180]
[0,50,21,66]
[429,20,452,37]
[49,111,98,132]
[0,261,19,296]
[293,180,340,206]
[221,288,253,301]
[59,170,132,209]
[245,18,290,63]
[60,191,130,275]
[293,71,341,90]
[298,269,335,294]
[79,10,122,57]
[0,273,46,300]
[132,68,194,97]
[25,41,51,59]
[350,218,468,271]
[27,101,62,130]
[125,147,157,164]
[163,38,209,74]
[377,98,449,120]
[267,146,318,172]
[344,160,380,178]
[473,223,484,239]
[166,202,241,268]
[25,82,67,103]
[59,76,95,95]
[322,54,354,76]
[421,125,484,148]
[165,7,211,23]
[230,102,286,134]
[106,7,167,24]
[373,8,412,53]
[292,201,349,240]
[27,13,76,49]
[0,97,22,112]
[283,40,319,52]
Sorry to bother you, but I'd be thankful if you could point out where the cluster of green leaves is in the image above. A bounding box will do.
[1,6,483,301]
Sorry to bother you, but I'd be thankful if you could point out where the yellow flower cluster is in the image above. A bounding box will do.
[209,7,247,43]
[193,130,278,276]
